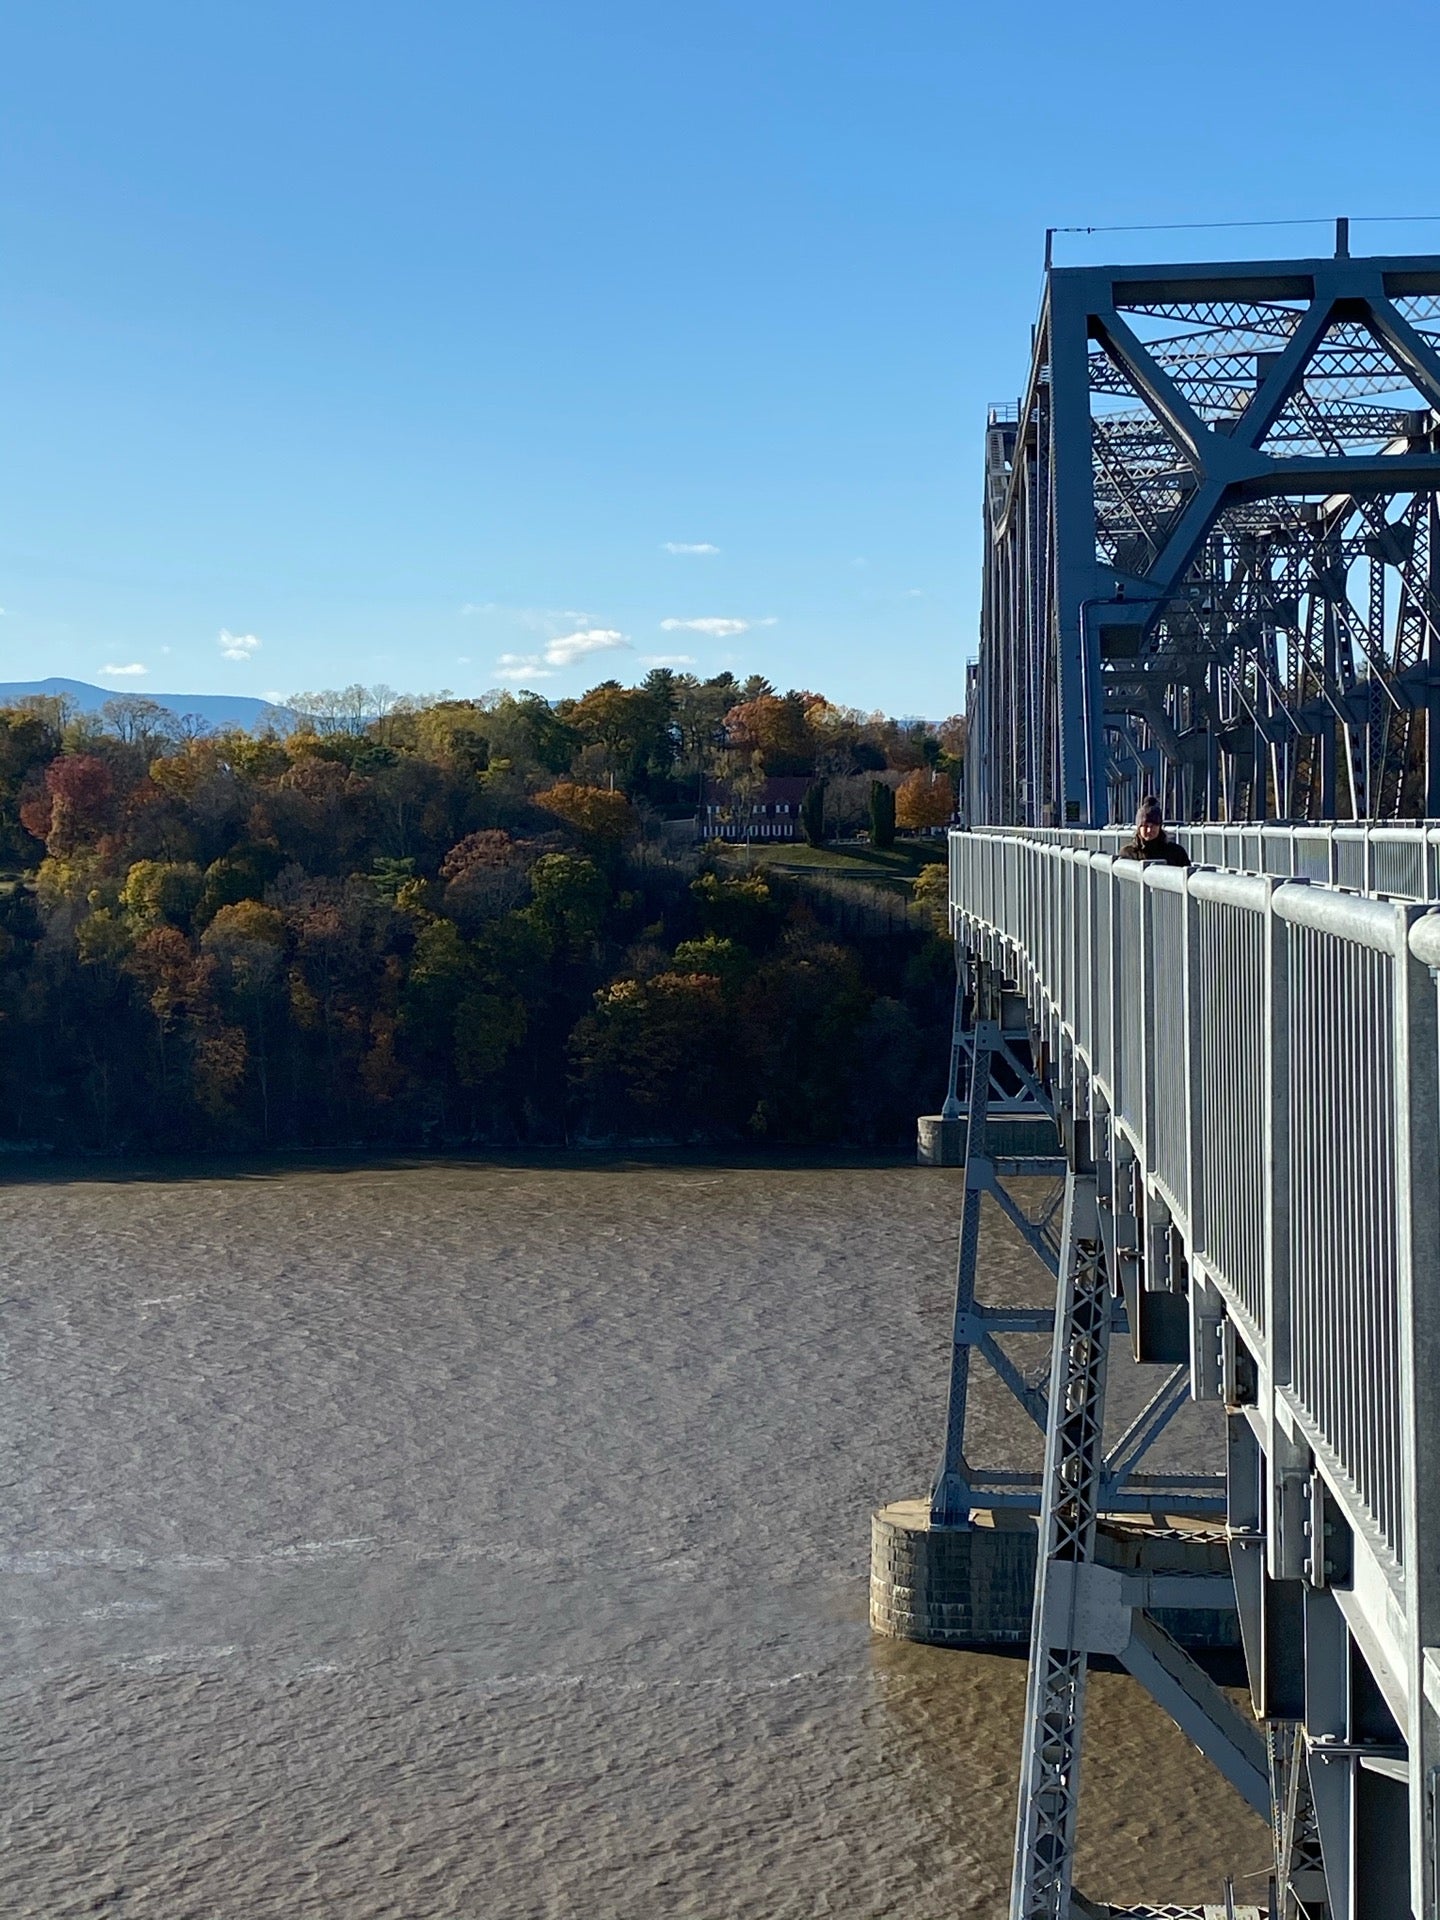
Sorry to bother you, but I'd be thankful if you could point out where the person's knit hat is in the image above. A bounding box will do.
[1135,795,1162,828]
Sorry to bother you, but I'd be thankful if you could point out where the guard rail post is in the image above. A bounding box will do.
[1398,905,1440,1916]
[1139,863,1153,1183]
[1180,868,1203,1267]
[1182,867,1223,1402]
[1264,879,1306,1585]
[1105,858,1120,1127]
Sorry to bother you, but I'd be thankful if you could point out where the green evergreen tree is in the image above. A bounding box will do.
[800,780,826,848]
[869,778,895,850]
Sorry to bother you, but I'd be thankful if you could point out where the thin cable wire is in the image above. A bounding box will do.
[1051,216,1440,236]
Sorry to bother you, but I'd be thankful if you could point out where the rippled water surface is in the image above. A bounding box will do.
[0,1161,1267,1915]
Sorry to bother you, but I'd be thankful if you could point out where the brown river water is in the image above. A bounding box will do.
[0,1160,1268,1916]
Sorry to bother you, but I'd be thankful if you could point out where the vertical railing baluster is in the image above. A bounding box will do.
[1183,869,1201,1262]
[1144,875,1159,1167]
[1396,905,1440,1916]
[1266,879,1305,1579]
[1112,866,1122,1117]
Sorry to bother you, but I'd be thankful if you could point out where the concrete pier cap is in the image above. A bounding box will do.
[870,1499,1239,1653]
[915,1113,1061,1166]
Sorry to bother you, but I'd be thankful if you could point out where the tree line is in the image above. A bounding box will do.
[0,673,959,1152]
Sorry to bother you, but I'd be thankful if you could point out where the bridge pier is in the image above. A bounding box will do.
[869,1501,1237,1654]
[874,956,1242,1910]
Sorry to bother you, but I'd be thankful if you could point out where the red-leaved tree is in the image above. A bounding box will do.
[20,755,116,856]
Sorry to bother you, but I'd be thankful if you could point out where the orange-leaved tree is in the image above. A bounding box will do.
[534,781,636,852]
[895,768,954,831]
[722,692,816,774]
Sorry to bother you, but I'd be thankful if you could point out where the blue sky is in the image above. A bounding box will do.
[3,1,1439,718]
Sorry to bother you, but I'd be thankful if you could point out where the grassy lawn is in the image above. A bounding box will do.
[715,837,946,894]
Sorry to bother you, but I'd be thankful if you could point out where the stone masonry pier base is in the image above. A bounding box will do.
[870,1500,1240,1653]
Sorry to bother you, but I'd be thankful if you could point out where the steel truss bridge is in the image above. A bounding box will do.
[943,820,1440,1918]
[967,234,1440,830]
[935,241,1440,1917]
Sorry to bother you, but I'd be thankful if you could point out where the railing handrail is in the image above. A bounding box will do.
[967,820,1440,903]
[948,827,1440,1631]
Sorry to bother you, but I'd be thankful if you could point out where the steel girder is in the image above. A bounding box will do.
[968,245,1440,827]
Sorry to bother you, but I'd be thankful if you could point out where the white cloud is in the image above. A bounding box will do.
[491,627,630,683]
[660,616,749,638]
[493,653,557,683]
[263,690,285,704]
[544,627,628,667]
[641,653,697,667]
[219,629,261,661]
[101,662,148,678]
[661,541,720,555]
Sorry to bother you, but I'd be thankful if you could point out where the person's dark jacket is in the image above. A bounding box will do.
[1117,832,1190,868]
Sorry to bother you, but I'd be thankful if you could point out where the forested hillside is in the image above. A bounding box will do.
[0,673,961,1152]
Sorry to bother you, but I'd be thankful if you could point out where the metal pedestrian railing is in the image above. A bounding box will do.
[970,819,1440,904]
[948,825,1440,1918]
[950,827,1437,1569]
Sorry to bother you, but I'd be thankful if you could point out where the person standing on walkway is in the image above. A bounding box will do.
[1117,795,1190,867]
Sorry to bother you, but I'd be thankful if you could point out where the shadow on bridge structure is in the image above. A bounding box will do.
[875,233,1440,1918]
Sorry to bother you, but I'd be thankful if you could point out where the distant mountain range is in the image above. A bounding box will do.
[0,677,288,731]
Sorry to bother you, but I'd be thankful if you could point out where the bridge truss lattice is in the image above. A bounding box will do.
[968,237,1440,828]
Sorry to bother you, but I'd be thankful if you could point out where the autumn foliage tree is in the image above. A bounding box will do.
[0,672,955,1151]
[22,754,115,855]
[895,768,954,830]
[533,781,637,854]
[722,692,816,775]
[0,708,61,859]
[911,862,949,933]
[569,971,735,1138]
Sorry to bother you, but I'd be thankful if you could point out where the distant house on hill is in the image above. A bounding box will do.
[699,775,810,842]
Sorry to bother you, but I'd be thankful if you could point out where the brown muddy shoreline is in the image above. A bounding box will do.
[0,1141,922,1185]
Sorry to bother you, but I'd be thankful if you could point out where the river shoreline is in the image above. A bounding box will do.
[0,1141,924,1184]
